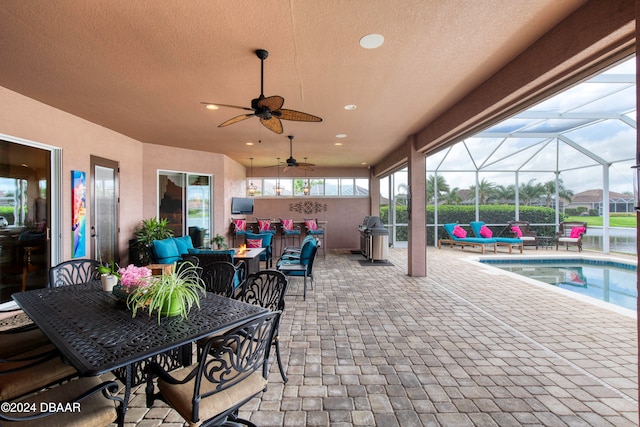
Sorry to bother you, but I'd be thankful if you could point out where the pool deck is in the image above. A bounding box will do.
[98,247,637,425]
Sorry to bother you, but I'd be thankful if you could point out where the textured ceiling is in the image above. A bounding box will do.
[0,0,586,169]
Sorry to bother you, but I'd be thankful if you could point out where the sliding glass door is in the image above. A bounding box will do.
[0,139,52,303]
[158,171,212,248]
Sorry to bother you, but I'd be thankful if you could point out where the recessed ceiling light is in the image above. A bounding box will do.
[361,162,367,165]
[205,104,219,110]
[336,134,347,138]
[246,142,254,146]
[359,34,384,49]
[335,142,343,146]
[344,104,356,110]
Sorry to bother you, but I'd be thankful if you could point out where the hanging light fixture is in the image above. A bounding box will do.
[274,157,283,196]
[247,157,257,196]
[303,157,310,196]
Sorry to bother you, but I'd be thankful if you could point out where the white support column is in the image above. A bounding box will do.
[603,164,610,253]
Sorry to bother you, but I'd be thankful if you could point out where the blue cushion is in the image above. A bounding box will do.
[245,232,273,261]
[299,239,316,263]
[469,221,484,237]
[443,223,497,243]
[277,259,307,276]
[153,238,180,264]
[173,235,194,254]
[308,229,324,235]
[494,237,523,244]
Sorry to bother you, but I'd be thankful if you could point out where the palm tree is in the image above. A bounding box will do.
[542,178,574,207]
[519,179,545,206]
[469,178,496,205]
[426,175,449,203]
[443,187,461,205]
[494,184,515,204]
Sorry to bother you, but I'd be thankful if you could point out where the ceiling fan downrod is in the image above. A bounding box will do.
[256,49,268,97]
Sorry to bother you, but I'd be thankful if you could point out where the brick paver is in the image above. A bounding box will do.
[112,247,638,426]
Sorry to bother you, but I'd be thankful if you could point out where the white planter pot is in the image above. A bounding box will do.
[101,274,118,292]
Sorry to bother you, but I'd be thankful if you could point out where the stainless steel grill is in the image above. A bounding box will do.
[358,216,389,262]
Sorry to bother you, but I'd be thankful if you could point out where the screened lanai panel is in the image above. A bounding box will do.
[570,85,635,114]
[611,160,635,188]
[477,137,550,167]
[556,141,603,171]
[564,120,636,163]
[487,118,536,133]
[425,149,447,170]
[475,138,554,171]
[435,144,475,171]
[521,118,593,133]
[463,138,505,166]
[561,165,602,192]
[529,82,630,115]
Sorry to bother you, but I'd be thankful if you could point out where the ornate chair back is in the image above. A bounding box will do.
[200,261,236,298]
[48,259,101,288]
[146,310,281,426]
[236,270,288,312]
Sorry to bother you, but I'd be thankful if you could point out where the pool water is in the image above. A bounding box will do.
[480,259,637,311]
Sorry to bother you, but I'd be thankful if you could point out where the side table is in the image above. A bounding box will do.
[538,236,554,249]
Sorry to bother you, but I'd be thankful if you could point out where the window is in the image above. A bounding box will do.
[246,177,368,197]
[158,171,212,245]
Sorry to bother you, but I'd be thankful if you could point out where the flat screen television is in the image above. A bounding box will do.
[231,197,254,215]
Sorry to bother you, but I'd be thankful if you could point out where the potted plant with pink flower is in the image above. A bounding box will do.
[112,264,152,300]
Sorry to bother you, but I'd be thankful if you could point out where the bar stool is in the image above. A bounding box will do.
[279,218,301,253]
[231,218,248,247]
[304,218,325,258]
[256,217,277,254]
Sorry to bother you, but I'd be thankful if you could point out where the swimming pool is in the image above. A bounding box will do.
[480,258,637,311]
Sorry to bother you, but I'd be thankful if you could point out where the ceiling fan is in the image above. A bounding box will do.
[201,49,322,134]
[283,135,315,172]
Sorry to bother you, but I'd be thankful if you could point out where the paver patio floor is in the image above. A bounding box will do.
[112,246,638,426]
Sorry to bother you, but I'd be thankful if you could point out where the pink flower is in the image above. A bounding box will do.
[118,264,152,288]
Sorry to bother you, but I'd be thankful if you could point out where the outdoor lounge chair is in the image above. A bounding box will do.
[439,223,497,255]
[470,221,523,254]
[556,221,587,252]
[507,221,538,249]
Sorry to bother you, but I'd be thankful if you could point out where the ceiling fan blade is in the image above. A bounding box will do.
[278,108,323,122]
[218,114,254,127]
[257,95,284,111]
[299,165,315,171]
[298,162,315,168]
[260,116,283,134]
[282,165,292,173]
[201,102,254,112]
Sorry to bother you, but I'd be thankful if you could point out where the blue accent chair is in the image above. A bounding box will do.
[245,232,274,268]
[303,218,325,258]
[277,237,318,300]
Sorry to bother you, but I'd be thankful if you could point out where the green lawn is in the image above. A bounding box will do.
[564,215,636,228]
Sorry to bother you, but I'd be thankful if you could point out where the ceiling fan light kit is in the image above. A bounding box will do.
[202,49,322,134]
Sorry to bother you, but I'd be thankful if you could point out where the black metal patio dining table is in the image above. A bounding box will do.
[12,281,268,426]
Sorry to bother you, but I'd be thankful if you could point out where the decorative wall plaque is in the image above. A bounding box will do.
[289,201,328,214]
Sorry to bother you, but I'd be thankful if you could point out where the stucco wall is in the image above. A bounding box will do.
[249,197,369,250]
[141,144,245,246]
[0,86,144,263]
